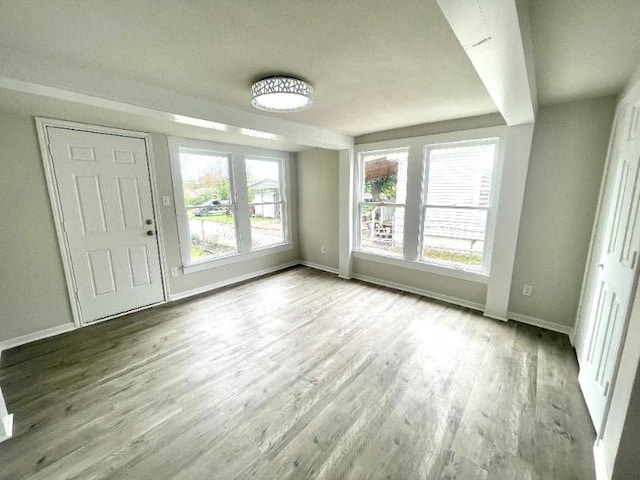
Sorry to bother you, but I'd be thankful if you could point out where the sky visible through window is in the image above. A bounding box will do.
[179,152,279,184]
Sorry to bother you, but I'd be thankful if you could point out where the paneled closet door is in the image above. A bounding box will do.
[577,93,640,433]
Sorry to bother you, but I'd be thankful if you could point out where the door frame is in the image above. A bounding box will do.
[35,117,169,328]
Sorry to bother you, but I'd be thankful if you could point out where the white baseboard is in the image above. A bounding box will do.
[507,311,574,338]
[483,312,509,322]
[349,274,575,339]
[0,323,76,353]
[168,260,300,302]
[0,386,13,444]
[299,260,339,275]
[593,440,609,480]
[351,273,485,312]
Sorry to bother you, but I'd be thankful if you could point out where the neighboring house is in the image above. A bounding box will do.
[248,178,281,219]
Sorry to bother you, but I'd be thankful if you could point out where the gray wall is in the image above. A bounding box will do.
[297,148,340,270]
[509,96,616,326]
[352,258,487,305]
[0,108,299,343]
[621,63,640,99]
[355,113,505,144]
[0,111,74,339]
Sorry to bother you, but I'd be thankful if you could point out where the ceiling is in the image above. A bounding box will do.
[0,0,638,138]
[0,0,496,137]
[530,0,640,104]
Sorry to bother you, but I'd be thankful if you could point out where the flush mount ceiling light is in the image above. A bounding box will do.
[251,76,313,113]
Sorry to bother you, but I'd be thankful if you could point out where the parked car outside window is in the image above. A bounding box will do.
[194,199,222,216]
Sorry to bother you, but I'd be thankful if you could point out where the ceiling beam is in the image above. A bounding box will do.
[0,46,353,150]
[436,0,537,125]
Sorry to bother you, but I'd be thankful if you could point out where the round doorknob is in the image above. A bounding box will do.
[147,230,155,236]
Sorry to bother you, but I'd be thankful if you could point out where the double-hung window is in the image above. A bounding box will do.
[356,148,409,258]
[420,140,498,272]
[169,138,291,272]
[354,130,502,280]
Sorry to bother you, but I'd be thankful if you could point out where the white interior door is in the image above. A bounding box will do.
[577,91,640,433]
[46,126,165,325]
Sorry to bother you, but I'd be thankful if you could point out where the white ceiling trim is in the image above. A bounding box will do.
[436,0,537,125]
[0,45,353,150]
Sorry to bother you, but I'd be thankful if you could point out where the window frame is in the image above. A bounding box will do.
[352,126,507,284]
[354,146,410,259]
[168,137,293,274]
[245,154,288,251]
[418,137,500,274]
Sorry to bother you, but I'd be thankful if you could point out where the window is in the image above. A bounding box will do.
[169,138,291,272]
[420,140,497,271]
[246,157,285,249]
[353,130,503,280]
[357,149,408,257]
[177,148,238,262]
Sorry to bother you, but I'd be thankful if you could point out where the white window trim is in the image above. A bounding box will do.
[183,243,294,274]
[418,137,501,275]
[168,137,293,274]
[353,125,508,282]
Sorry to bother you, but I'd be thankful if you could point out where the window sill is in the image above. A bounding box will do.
[183,243,294,274]
[352,251,489,284]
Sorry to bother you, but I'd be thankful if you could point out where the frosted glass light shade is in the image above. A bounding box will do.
[251,77,313,112]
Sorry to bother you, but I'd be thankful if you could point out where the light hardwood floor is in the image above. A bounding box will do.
[0,266,595,479]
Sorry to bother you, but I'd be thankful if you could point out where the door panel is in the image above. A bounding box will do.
[74,175,108,233]
[127,245,152,287]
[117,177,144,230]
[87,249,118,296]
[577,93,640,433]
[47,127,164,324]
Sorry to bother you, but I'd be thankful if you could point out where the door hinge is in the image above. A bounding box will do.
[604,381,610,397]
[632,251,638,270]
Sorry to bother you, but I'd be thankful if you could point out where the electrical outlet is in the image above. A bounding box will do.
[320,245,326,255]
[171,267,180,277]
[522,284,534,296]
[162,196,171,207]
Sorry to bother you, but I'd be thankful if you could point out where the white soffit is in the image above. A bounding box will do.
[436,0,537,125]
[0,46,353,150]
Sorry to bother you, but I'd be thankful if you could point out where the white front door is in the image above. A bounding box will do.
[577,91,640,433]
[46,126,165,325]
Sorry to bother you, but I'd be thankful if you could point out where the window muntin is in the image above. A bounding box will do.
[246,157,285,249]
[420,141,497,271]
[178,148,238,262]
[357,149,408,257]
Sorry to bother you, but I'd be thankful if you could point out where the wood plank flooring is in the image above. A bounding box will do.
[0,266,596,479]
